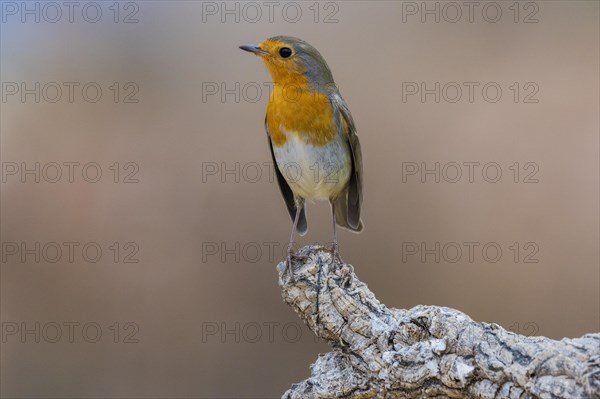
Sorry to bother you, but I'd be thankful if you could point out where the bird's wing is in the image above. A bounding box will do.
[265,115,308,236]
[330,93,363,229]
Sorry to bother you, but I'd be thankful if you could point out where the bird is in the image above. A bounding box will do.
[240,36,363,273]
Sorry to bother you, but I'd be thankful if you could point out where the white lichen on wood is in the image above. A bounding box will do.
[278,245,600,399]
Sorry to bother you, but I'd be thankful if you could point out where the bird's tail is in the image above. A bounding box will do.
[296,205,308,236]
[333,195,363,233]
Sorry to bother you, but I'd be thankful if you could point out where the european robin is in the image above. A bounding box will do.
[240,36,363,271]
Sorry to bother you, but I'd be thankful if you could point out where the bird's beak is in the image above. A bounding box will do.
[239,44,268,56]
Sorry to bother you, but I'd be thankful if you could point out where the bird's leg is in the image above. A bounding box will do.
[286,206,300,268]
[328,200,344,264]
[286,203,307,280]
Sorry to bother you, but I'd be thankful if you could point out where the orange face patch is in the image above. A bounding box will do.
[258,39,307,86]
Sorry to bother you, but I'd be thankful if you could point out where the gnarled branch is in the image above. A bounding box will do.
[278,245,600,399]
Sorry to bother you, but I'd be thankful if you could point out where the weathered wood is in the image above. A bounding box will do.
[278,245,600,399]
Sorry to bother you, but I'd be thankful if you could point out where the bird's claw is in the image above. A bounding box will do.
[285,249,310,282]
[325,244,344,264]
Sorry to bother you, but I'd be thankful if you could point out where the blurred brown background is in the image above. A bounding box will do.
[1,1,598,398]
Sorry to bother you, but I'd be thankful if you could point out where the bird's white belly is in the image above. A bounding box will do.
[273,132,351,200]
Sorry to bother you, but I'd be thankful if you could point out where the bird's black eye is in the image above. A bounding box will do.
[279,47,292,58]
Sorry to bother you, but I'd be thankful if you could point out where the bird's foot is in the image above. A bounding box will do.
[325,243,344,264]
[285,247,309,282]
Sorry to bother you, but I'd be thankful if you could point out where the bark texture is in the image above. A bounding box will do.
[278,245,600,399]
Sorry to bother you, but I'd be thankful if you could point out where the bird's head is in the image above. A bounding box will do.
[240,36,335,92]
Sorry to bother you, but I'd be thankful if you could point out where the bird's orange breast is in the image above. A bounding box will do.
[267,84,336,147]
